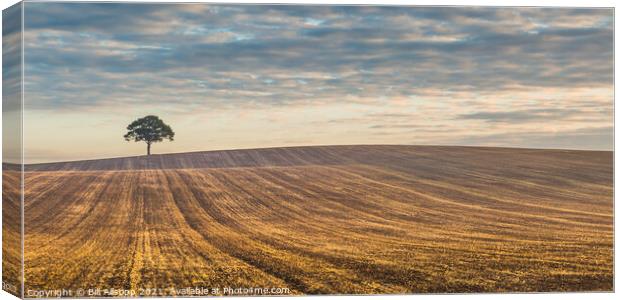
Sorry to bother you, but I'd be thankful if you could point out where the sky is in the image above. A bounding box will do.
[5,3,615,163]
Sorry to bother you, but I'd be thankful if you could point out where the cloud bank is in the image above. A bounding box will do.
[16,4,614,162]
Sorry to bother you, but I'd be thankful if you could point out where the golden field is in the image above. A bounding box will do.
[2,166,22,297]
[6,145,614,295]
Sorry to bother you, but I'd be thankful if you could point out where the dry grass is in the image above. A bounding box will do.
[15,145,614,294]
[2,168,22,297]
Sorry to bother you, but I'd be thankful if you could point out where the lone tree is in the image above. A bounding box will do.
[124,115,175,156]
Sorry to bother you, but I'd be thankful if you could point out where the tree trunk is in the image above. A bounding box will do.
[147,142,151,156]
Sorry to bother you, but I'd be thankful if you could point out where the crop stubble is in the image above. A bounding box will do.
[13,145,613,293]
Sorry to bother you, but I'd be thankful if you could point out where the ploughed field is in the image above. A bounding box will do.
[2,166,22,297]
[19,145,613,294]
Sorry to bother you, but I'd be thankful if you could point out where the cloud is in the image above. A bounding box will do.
[457,108,584,123]
[15,3,614,158]
[451,126,612,150]
[2,3,22,112]
[22,4,613,111]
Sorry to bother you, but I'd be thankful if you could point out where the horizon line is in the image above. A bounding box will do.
[3,143,614,166]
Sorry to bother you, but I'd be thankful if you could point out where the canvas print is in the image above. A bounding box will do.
[2,2,23,298]
[2,2,614,298]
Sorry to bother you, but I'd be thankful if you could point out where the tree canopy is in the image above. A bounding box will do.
[124,115,174,155]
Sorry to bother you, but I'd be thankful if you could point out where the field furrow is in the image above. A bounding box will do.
[18,146,613,294]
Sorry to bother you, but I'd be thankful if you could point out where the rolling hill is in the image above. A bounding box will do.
[16,145,613,294]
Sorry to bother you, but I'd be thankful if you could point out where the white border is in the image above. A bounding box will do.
[0,1,616,300]
[2,0,617,7]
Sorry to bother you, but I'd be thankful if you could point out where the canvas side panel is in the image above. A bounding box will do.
[2,2,23,298]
